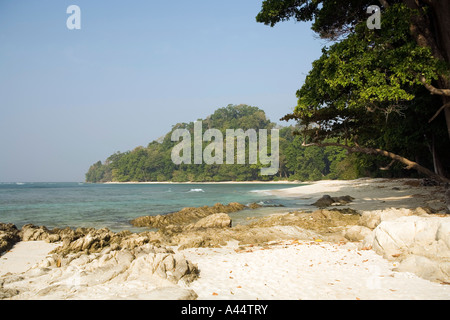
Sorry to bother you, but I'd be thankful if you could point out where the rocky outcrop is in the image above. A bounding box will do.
[363,215,450,283]
[0,223,20,255]
[20,224,57,242]
[357,207,431,230]
[185,213,232,230]
[1,242,199,300]
[167,209,362,250]
[312,195,355,208]
[130,202,246,228]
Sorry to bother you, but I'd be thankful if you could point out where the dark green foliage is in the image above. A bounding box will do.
[260,1,450,180]
[85,104,354,183]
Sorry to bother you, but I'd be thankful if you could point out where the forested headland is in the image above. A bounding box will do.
[85,104,444,183]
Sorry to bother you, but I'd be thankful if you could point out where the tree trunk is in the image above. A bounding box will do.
[445,98,450,139]
[403,0,450,139]
[430,1,450,63]
[303,142,450,183]
[429,134,446,177]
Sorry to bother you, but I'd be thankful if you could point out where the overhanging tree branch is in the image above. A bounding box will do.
[419,75,450,97]
[302,141,450,183]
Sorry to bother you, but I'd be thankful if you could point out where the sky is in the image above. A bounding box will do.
[0,0,325,182]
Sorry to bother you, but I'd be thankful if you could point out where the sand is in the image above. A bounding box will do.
[179,240,450,300]
[0,241,60,276]
[1,178,449,300]
[266,178,446,212]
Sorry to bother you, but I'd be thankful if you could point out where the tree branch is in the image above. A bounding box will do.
[380,159,396,171]
[302,141,450,183]
[378,0,390,8]
[419,75,450,96]
[429,102,450,123]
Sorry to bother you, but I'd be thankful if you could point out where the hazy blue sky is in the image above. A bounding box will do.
[0,0,325,182]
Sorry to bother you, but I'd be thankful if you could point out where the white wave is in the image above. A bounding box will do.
[249,189,273,195]
[188,188,205,192]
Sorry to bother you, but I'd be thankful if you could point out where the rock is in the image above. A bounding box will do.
[0,223,20,255]
[248,202,263,209]
[364,215,450,283]
[312,195,354,208]
[131,203,245,228]
[421,178,439,187]
[0,288,20,299]
[1,241,199,300]
[186,213,232,230]
[53,227,153,255]
[312,195,334,207]
[358,208,415,230]
[311,209,343,221]
[334,195,355,205]
[344,225,372,242]
[20,224,51,242]
[395,255,450,283]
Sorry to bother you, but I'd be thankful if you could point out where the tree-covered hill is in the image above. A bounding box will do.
[85,104,430,183]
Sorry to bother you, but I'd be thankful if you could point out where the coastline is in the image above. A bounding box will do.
[1,178,449,300]
[264,178,447,212]
[102,180,303,185]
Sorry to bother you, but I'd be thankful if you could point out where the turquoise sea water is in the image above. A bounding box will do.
[0,183,305,232]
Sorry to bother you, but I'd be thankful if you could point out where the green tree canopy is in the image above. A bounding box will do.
[257,1,450,182]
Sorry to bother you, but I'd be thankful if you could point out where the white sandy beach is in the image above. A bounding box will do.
[266,178,446,212]
[1,178,449,300]
[180,240,450,300]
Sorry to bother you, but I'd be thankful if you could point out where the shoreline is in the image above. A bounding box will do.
[1,178,449,300]
[102,180,303,185]
[265,177,448,212]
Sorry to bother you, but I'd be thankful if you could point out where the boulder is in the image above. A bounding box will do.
[312,195,334,207]
[20,224,51,242]
[248,202,262,209]
[0,223,20,255]
[358,208,418,230]
[344,225,372,242]
[395,255,450,283]
[312,195,354,208]
[364,215,450,282]
[186,213,232,230]
[131,203,245,228]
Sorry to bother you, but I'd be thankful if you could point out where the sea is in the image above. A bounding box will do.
[0,182,307,233]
